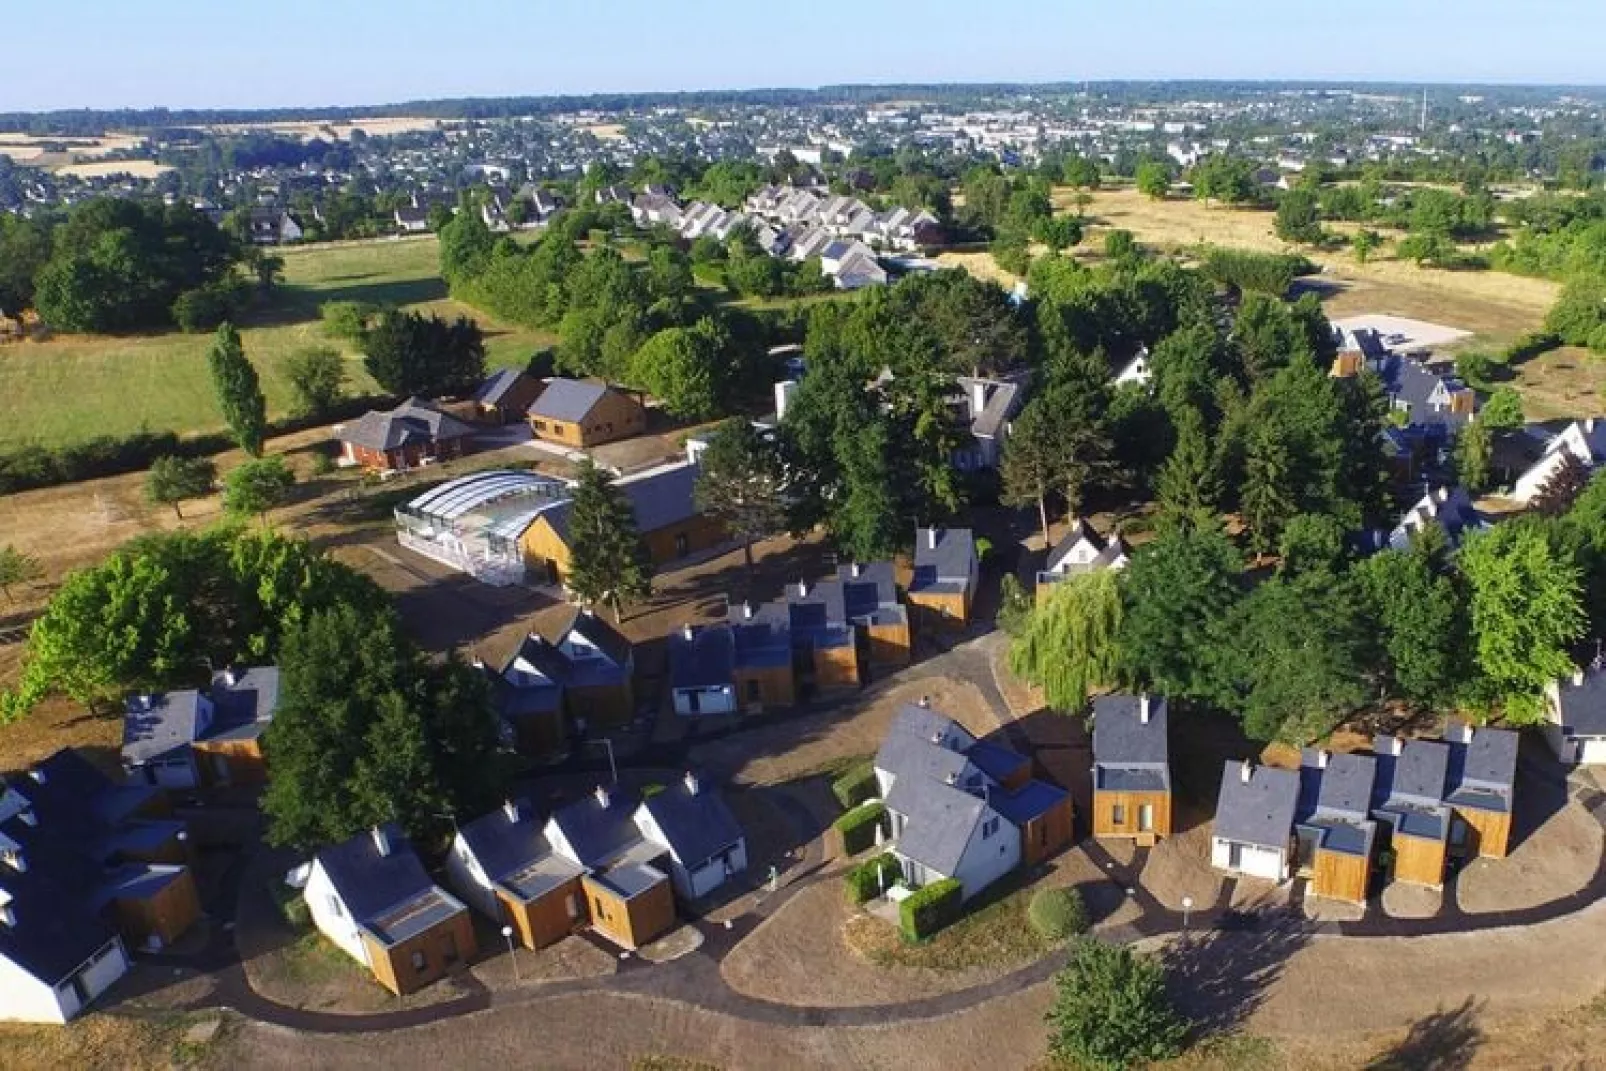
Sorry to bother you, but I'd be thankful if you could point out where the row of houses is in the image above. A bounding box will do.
[306,772,747,995]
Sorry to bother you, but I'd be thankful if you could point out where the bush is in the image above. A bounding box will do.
[831,762,878,810]
[172,280,249,333]
[269,883,311,928]
[845,852,901,904]
[1028,886,1089,940]
[1503,330,1561,363]
[899,877,964,941]
[320,300,381,343]
[833,800,887,856]
[1047,939,1187,1071]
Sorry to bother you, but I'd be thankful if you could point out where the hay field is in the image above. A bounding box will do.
[203,117,441,140]
[0,131,147,165]
[583,123,627,141]
[0,236,554,448]
[54,159,174,179]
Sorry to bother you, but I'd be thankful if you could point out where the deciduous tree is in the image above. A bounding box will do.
[693,419,787,582]
[1009,571,1124,711]
[223,456,295,522]
[0,545,41,604]
[1046,939,1186,1071]
[283,345,347,417]
[145,455,217,519]
[207,322,267,456]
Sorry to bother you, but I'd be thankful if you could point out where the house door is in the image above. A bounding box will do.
[543,558,561,586]
[212,754,232,786]
[686,690,700,715]
[1227,842,1243,871]
[1138,804,1154,832]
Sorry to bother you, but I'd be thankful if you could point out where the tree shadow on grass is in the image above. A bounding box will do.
[1364,997,1484,1071]
[1161,902,1313,1039]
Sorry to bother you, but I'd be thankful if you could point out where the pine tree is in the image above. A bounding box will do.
[207,321,267,456]
[693,419,787,585]
[1000,380,1115,547]
[565,460,651,620]
[1155,405,1219,532]
[1456,420,1493,493]
[1241,423,1297,559]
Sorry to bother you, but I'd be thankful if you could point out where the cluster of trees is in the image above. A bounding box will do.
[1543,276,1606,355]
[439,204,774,420]
[1491,190,1606,281]
[1189,156,1262,206]
[688,227,832,300]
[0,198,263,332]
[1011,470,1604,743]
[957,166,1079,274]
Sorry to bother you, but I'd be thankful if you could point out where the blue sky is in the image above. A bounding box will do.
[7,0,1602,112]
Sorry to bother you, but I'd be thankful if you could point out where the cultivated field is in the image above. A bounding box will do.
[53,159,174,179]
[202,117,443,140]
[0,236,555,448]
[0,131,147,166]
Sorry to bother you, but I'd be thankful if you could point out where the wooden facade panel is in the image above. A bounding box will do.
[568,682,635,729]
[908,590,970,630]
[192,737,268,787]
[813,645,861,690]
[500,878,583,950]
[111,869,201,949]
[583,875,676,949]
[1390,833,1446,888]
[733,664,796,712]
[1453,805,1512,859]
[364,910,477,996]
[519,516,572,585]
[1312,849,1370,904]
[866,621,912,667]
[530,389,646,448]
[1092,789,1173,840]
[641,514,726,566]
[1022,796,1076,866]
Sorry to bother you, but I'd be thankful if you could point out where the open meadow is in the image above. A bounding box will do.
[0,236,555,448]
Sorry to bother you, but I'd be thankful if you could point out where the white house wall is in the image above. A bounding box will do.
[443,837,499,920]
[1211,836,1288,881]
[304,861,372,968]
[950,807,1021,901]
[0,952,71,1024]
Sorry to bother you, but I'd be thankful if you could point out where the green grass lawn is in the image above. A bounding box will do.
[0,235,556,448]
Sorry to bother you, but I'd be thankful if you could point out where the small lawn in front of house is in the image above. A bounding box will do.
[842,881,1057,972]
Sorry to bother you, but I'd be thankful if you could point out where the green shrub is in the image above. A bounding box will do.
[831,762,878,810]
[1028,886,1089,940]
[833,800,886,855]
[845,852,901,904]
[269,883,311,928]
[899,877,963,941]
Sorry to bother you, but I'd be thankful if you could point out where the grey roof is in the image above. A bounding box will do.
[527,378,609,422]
[618,462,699,534]
[1380,356,1473,432]
[339,397,477,452]
[732,613,791,669]
[958,375,1027,439]
[876,705,978,785]
[207,666,279,741]
[473,368,529,405]
[593,861,665,899]
[1555,665,1606,737]
[964,740,1030,784]
[640,777,745,867]
[1445,723,1518,814]
[549,786,643,867]
[669,625,735,691]
[911,528,976,594]
[555,608,633,689]
[1297,751,1377,822]
[315,825,463,946]
[122,689,203,765]
[891,778,987,877]
[1213,762,1299,851]
[1373,736,1449,806]
[990,780,1069,825]
[882,740,978,798]
[458,801,582,901]
[1092,694,1169,768]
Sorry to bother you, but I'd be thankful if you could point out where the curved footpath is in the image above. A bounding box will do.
[153,635,1606,1036]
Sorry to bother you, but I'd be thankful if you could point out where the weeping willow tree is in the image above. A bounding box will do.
[1008,569,1124,711]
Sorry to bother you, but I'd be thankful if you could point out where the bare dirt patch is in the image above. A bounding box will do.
[1381,882,1442,919]
[245,927,475,1015]
[1140,825,1226,911]
[638,925,704,964]
[467,935,615,990]
[1507,345,1606,421]
[1457,800,1601,915]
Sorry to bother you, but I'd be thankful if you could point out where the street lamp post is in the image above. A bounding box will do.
[1181,895,1194,934]
[501,925,519,982]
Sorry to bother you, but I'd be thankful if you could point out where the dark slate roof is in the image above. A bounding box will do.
[207,666,279,742]
[1213,762,1299,851]
[989,781,1068,825]
[527,378,608,421]
[1555,665,1606,738]
[473,368,529,405]
[338,397,477,452]
[1296,751,1377,822]
[891,778,986,877]
[619,462,700,535]
[964,740,1030,785]
[122,689,204,765]
[457,800,582,900]
[669,625,735,691]
[593,861,665,899]
[882,741,976,797]
[640,776,745,867]
[911,528,976,593]
[548,786,643,867]
[314,825,445,935]
[732,613,791,669]
[1373,736,1449,806]
[557,608,634,669]
[1379,355,1473,432]
[1092,694,1169,768]
[1445,723,1518,814]
[958,375,1026,439]
[875,705,978,785]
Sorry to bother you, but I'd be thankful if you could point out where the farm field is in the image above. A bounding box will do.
[0,236,555,448]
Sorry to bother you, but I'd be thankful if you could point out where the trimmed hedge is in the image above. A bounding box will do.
[899,878,963,942]
[1028,886,1089,940]
[845,852,901,904]
[831,762,878,810]
[833,800,886,856]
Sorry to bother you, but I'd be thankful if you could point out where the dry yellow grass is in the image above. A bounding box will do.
[0,132,148,167]
[934,250,1021,289]
[203,118,441,140]
[583,123,628,141]
[0,1011,231,1071]
[54,160,174,179]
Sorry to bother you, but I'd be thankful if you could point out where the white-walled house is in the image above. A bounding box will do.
[0,928,129,1025]
[633,773,748,899]
[1511,419,1606,504]
[1211,761,1299,882]
[1545,663,1606,764]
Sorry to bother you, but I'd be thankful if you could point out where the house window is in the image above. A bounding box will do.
[1138,804,1154,832]
[327,895,343,917]
[746,679,762,702]
[674,532,690,557]
[565,893,580,920]
[411,950,427,971]
[1111,803,1127,826]
[982,816,1000,839]
[533,420,548,431]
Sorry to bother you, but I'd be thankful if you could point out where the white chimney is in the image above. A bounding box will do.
[594,784,611,809]
[0,891,13,927]
[1,849,25,874]
[683,770,700,796]
[742,602,754,620]
[682,624,695,642]
[371,826,392,858]
[1317,750,1330,769]
[774,379,799,420]
[1575,669,1587,687]
[850,562,862,578]
[919,695,931,708]
[970,380,988,415]
[222,667,239,688]
[1139,693,1150,725]
[1240,761,1253,785]
[26,768,44,785]
[471,656,486,670]
[1390,737,1404,756]
[796,579,809,599]
[927,528,938,550]
[503,799,521,824]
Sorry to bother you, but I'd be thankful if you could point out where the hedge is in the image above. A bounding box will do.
[831,762,878,810]
[899,877,963,942]
[845,852,901,904]
[1028,886,1089,940]
[833,800,886,856]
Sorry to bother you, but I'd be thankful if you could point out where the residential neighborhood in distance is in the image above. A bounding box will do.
[6,5,1606,1067]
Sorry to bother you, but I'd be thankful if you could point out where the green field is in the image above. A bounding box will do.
[0,236,556,448]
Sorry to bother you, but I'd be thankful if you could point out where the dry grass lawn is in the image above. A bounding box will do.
[54,159,174,179]
[1507,344,1606,420]
[0,1011,233,1071]
[842,882,1058,972]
